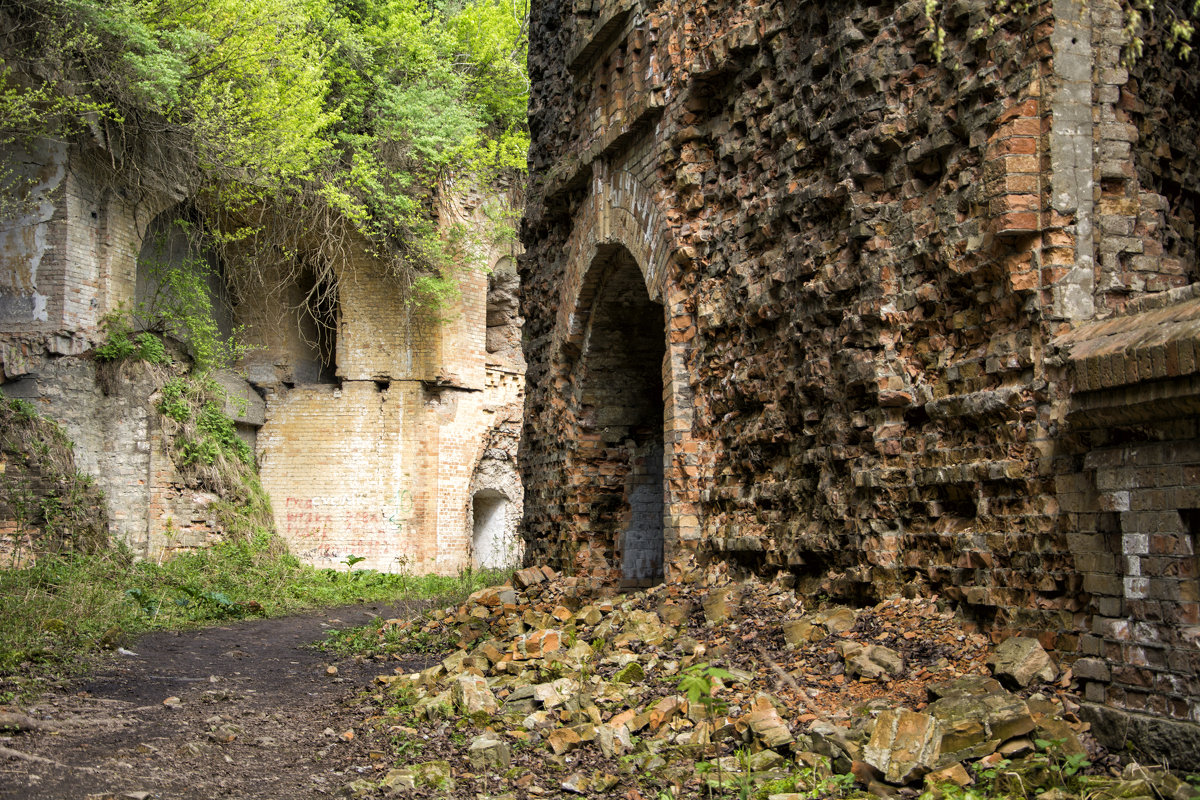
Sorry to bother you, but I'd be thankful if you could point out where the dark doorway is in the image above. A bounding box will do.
[575,246,666,585]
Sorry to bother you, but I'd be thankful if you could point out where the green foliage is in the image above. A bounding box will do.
[922,0,1198,65]
[1031,737,1091,786]
[95,250,258,492]
[135,248,251,374]
[677,662,738,798]
[95,311,171,365]
[2,0,529,314]
[918,740,1092,800]
[1122,0,1200,62]
[155,375,252,475]
[2,0,335,182]
[6,398,37,420]
[678,662,735,714]
[157,378,190,422]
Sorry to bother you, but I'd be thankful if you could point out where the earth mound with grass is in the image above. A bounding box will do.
[0,397,107,564]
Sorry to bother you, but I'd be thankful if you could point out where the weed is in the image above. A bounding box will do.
[94,309,171,366]
[390,732,425,761]
[1029,737,1091,791]
[157,378,191,422]
[6,398,37,419]
[920,739,1091,800]
[751,755,857,800]
[0,398,108,559]
[678,662,736,797]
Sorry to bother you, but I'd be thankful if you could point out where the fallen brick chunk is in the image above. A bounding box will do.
[987,637,1057,688]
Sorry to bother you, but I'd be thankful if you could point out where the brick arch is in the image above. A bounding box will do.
[554,164,681,361]
[551,162,702,579]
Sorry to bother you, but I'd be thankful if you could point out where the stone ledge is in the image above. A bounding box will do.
[1066,373,1200,428]
[566,3,635,76]
[1057,294,1200,393]
[1079,702,1200,771]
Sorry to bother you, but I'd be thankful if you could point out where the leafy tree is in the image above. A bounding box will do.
[0,0,529,313]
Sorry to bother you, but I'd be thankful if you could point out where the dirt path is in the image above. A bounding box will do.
[0,601,439,799]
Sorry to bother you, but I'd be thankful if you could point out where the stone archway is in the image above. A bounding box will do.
[519,163,703,582]
[572,244,667,585]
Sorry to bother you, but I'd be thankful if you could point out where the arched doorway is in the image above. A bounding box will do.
[472,489,512,569]
[573,245,666,586]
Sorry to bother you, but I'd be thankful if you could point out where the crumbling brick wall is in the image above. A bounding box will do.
[0,145,526,574]
[521,0,1200,762]
[253,190,527,573]
[523,0,1068,603]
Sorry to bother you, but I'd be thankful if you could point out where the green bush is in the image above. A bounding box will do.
[95,311,170,365]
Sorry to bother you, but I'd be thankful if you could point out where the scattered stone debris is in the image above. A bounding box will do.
[333,561,1198,799]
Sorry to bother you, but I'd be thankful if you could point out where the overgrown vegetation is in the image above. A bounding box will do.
[0,397,108,561]
[94,249,272,534]
[0,530,513,692]
[0,0,529,314]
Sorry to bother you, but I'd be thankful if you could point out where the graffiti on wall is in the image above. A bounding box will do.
[283,488,416,569]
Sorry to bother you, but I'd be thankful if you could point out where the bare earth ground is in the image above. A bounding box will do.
[0,602,439,800]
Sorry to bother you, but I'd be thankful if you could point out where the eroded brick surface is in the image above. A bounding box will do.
[520,0,1200,760]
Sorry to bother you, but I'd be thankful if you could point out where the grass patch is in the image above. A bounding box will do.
[0,530,513,695]
[318,567,513,659]
[319,618,458,660]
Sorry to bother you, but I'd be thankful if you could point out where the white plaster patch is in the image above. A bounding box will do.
[1106,491,1131,511]
[1122,532,1149,554]
[471,490,511,569]
[1123,575,1149,599]
[1131,621,1163,644]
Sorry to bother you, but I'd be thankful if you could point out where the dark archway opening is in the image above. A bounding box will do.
[576,246,666,586]
[135,207,235,346]
[293,267,339,384]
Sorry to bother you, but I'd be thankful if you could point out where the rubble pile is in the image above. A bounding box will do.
[336,563,1198,800]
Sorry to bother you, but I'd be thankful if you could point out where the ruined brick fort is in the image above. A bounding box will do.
[518,0,1200,764]
[0,140,525,574]
[2,0,1199,768]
